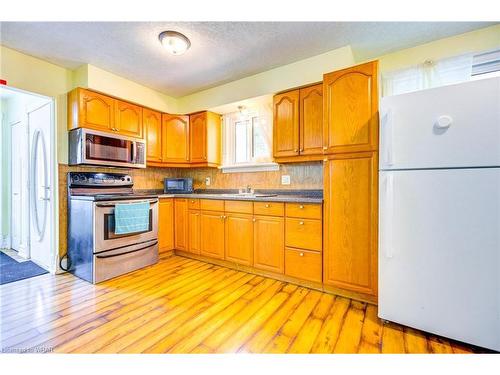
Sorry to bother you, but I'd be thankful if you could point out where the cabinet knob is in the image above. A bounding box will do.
[299,205,304,209]
[299,148,304,152]
[294,149,298,153]
[265,204,270,208]
[252,218,256,222]
[299,252,304,257]
[299,221,304,225]
[323,146,328,150]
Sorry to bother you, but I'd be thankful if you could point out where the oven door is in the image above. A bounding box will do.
[94,198,158,253]
[77,128,146,168]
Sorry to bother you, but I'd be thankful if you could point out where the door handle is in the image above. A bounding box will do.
[382,110,394,166]
[383,174,394,259]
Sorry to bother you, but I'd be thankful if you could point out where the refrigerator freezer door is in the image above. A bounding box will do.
[380,77,500,170]
[379,168,500,351]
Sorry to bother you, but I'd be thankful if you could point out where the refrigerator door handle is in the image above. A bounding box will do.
[382,110,395,166]
[383,173,394,259]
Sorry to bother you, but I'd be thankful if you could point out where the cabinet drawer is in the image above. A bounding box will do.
[224,200,253,214]
[285,248,322,283]
[187,198,200,210]
[285,217,322,251]
[254,202,284,216]
[285,203,322,219]
[200,199,224,211]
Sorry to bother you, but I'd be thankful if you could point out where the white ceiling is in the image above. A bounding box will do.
[0,22,495,97]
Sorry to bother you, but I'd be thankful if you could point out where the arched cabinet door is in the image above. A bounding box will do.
[299,83,323,155]
[78,88,115,132]
[31,128,49,241]
[323,61,379,154]
[144,108,163,163]
[273,90,300,158]
[115,100,143,138]
[162,114,190,163]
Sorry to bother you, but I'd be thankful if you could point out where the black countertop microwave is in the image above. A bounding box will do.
[164,178,194,194]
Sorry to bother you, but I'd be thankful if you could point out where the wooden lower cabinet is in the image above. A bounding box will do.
[158,198,174,253]
[323,152,378,297]
[225,213,254,266]
[174,199,188,251]
[285,248,322,283]
[187,210,201,255]
[200,211,225,260]
[285,217,322,251]
[253,215,285,274]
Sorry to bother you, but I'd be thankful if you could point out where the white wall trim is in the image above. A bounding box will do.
[219,162,280,174]
[1,234,11,249]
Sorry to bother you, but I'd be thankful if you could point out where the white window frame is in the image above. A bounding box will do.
[220,107,278,173]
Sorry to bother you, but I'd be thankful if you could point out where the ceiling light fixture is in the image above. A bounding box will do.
[159,31,191,56]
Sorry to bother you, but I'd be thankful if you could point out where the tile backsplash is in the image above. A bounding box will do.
[177,162,323,190]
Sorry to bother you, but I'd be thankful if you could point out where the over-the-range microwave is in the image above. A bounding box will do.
[69,128,146,168]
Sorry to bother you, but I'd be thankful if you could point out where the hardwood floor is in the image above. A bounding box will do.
[0,255,486,354]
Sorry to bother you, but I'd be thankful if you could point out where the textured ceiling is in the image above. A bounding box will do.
[0,22,495,97]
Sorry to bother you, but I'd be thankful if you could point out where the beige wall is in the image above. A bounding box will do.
[375,24,500,73]
[177,45,355,114]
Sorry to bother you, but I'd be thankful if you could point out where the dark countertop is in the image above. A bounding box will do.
[146,189,323,204]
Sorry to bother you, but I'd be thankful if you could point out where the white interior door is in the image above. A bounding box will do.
[10,120,30,257]
[28,102,53,270]
[379,168,500,351]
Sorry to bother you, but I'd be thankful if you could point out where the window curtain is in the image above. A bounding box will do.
[382,53,474,97]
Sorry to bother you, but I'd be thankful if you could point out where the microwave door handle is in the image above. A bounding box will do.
[131,142,136,163]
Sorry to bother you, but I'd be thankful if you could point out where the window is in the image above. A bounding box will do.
[221,101,277,173]
[382,49,500,97]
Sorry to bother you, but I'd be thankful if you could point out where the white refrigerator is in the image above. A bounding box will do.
[378,77,500,352]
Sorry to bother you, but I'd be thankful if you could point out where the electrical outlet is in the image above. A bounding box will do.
[281,175,291,185]
[205,177,211,186]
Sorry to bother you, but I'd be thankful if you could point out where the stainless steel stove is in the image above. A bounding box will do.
[67,172,158,283]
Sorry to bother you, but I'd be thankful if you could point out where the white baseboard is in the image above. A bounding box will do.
[1,235,11,249]
[17,243,30,259]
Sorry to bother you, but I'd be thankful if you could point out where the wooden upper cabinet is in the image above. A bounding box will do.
[253,215,284,274]
[189,112,207,163]
[115,100,143,138]
[299,84,323,155]
[323,152,378,297]
[158,198,174,253]
[174,198,188,251]
[189,111,221,166]
[225,213,254,266]
[273,90,300,158]
[323,61,379,154]
[162,114,190,163]
[68,88,114,132]
[144,108,162,163]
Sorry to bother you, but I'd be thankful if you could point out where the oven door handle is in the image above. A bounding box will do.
[95,241,158,259]
[96,199,158,207]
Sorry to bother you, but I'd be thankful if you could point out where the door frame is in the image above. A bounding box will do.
[9,118,29,258]
[3,85,58,273]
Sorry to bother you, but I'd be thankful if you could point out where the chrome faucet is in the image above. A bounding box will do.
[239,185,254,194]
